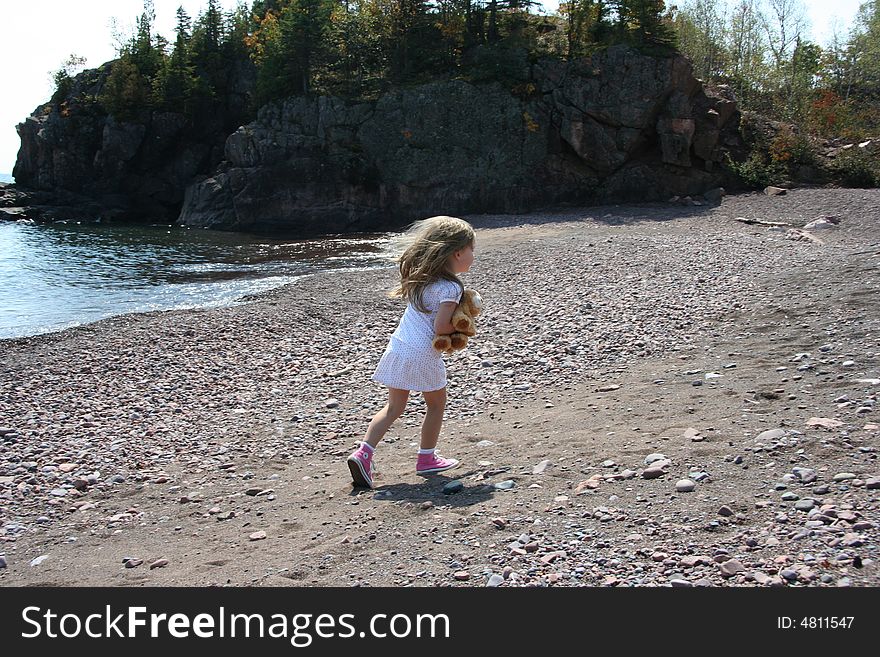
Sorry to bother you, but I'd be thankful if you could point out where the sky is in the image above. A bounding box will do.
[0,0,868,175]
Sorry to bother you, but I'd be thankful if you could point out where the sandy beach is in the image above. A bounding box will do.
[1,188,878,587]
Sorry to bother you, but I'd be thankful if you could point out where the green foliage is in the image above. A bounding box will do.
[830,148,879,188]
[51,54,88,103]
[726,151,786,189]
[670,0,880,141]
[98,58,154,120]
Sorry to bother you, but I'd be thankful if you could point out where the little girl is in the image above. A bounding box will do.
[347,216,476,488]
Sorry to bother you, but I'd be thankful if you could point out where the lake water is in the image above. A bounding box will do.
[0,219,389,340]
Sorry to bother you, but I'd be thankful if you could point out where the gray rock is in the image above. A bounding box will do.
[792,467,817,483]
[644,453,668,465]
[794,499,816,511]
[833,472,857,482]
[642,466,667,480]
[443,481,464,494]
[0,555,7,568]
[866,478,880,490]
[533,460,552,474]
[757,429,786,442]
[487,574,504,587]
[494,480,516,490]
[675,479,696,493]
[719,559,745,577]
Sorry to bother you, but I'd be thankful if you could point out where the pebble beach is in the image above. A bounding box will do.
[1,188,878,587]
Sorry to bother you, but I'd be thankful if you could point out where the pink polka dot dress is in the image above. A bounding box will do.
[372,279,463,392]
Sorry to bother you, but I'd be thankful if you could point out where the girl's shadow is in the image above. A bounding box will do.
[349,469,496,508]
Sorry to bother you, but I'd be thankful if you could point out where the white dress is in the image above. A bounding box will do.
[372,279,463,392]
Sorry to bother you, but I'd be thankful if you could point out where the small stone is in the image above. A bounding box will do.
[123,558,143,569]
[669,578,693,588]
[765,186,787,195]
[753,572,772,585]
[865,478,880,490]
[644,453,668,465]
[780,569,798,581]
[249,531,267,541]
[492,518,507,529]
[833,472,857,482]
[487,574,504,587]
[453,571,470,581]
[642,466,666,480]
[792,467,817,483]
[718,505,734,517]
[533,460,551,475]
[0,555,6,569]
[443,481,464,494]
[420,501,434,510]
[149,559,169,570]
[719,559,745,577]
[597,385,620,392]
[675,479,696,493]
[756,429,785,442]
[494,480,515,490]
[476,440,494,448]
[794,499,816,511]
[325,399,340,408]
[29,555,49,567]
[806,417,844,430]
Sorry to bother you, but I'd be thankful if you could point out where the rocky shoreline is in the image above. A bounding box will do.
[1,188,878,586]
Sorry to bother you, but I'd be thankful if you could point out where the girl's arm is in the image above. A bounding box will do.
[434,301,458,335]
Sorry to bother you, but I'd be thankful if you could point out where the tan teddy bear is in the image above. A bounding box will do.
[432,289,483,353]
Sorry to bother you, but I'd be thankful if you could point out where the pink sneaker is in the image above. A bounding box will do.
[416,452,460,475]
[347,446,374,488]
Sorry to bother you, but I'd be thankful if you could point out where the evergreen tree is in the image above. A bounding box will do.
[154,7,196,112]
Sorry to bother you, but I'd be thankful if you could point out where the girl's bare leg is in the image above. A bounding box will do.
[364,387,409,448]
[419,387,447,451]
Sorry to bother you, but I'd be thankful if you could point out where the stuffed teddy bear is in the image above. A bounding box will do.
[432,289,483,353]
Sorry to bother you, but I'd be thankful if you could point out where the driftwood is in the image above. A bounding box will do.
[735,217,790,227]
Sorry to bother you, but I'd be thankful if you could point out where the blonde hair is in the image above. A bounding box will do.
[387,216,475,312]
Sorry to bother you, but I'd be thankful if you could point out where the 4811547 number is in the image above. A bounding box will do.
[777,617,854,629]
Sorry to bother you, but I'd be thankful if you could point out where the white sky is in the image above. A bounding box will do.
[0,0,868,175]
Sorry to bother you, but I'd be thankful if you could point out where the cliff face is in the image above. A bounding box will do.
[12,45,741,233]
[180,45,740,234]
[12,59,254,222]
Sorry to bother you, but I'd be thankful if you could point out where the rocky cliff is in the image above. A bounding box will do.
[11,45,741,233]
[11,58,254,222]
[180,45,740,234]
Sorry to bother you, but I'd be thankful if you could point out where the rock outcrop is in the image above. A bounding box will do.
[12,45,741,233]
[180,46,741,234]
[12,59,254,222]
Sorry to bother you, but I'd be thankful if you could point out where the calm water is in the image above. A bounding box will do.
[0,219,389,339]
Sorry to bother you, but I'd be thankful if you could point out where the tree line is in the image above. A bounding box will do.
[54,0,678,120]
[670,0,880,139]
[51,0,878,171]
